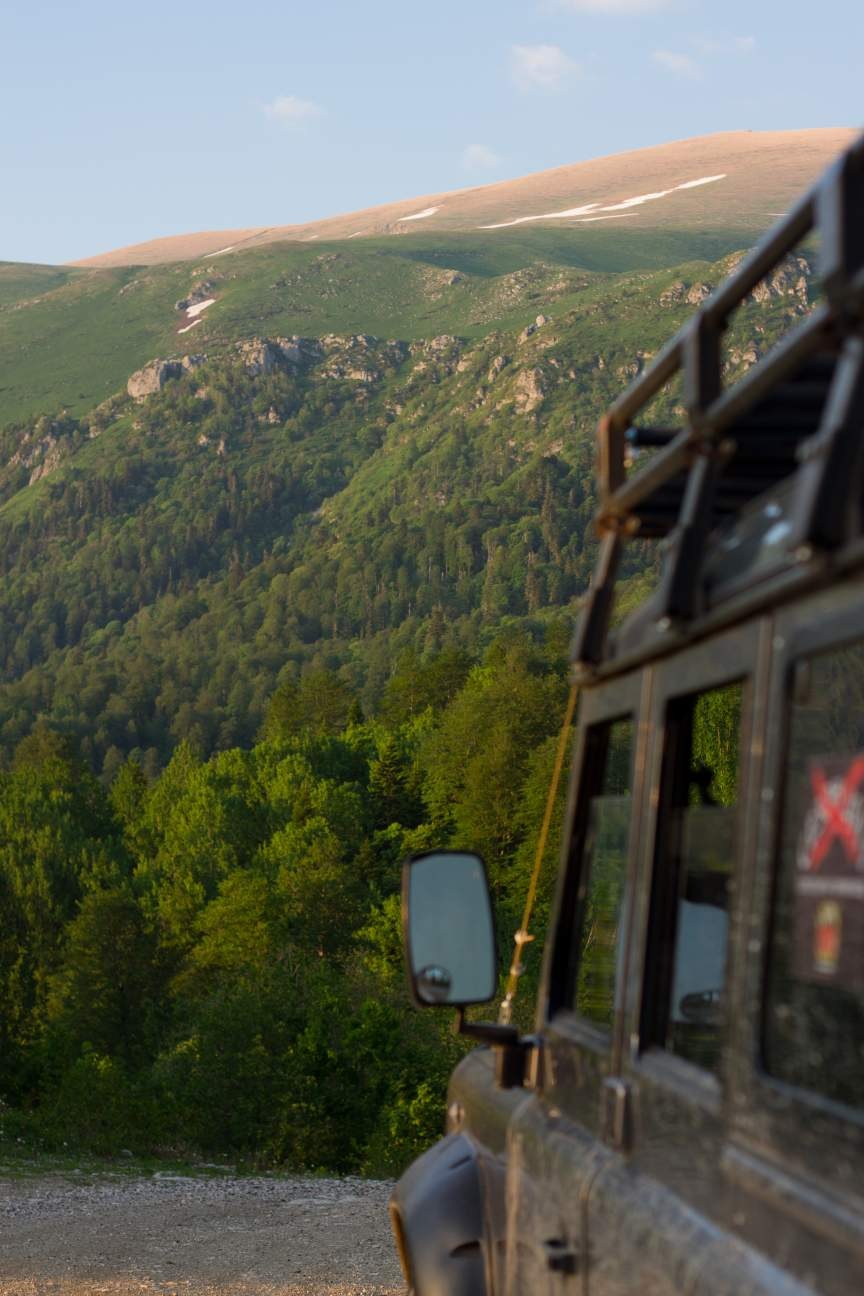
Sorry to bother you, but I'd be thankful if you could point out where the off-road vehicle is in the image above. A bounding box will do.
[390,133,864,1295]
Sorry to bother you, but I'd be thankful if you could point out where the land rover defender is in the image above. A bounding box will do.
[390,134,864,1295]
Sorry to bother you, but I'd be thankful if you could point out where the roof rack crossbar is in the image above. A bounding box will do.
[575,131,864,670]
[571,529,622,667]
[595,143,864,518]
[787,335,864,552]
[818,144,864,309]
[653,450,724,624]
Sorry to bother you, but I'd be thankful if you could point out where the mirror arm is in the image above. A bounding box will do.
[454,1006,521,1046]
[454,1008,535,1088]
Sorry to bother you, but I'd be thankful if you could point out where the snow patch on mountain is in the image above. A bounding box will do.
[186,298,216,318]
[398,206,441,223]
[479,174,727,230]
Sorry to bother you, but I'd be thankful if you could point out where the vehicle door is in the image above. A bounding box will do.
[585,620,772,1296]
[723,581,864,1295]
[504,668,647,1295]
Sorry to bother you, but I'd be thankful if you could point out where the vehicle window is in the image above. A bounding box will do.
[764,640,864,1110]
[571,716,634,1029]
[642,682,742,1072]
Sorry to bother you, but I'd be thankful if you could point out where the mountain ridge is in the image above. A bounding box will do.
[69,128,855,268]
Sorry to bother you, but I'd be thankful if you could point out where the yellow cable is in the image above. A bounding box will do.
[499,679,579,1025]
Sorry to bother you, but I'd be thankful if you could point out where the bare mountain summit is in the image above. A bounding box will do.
[71,128,855,268]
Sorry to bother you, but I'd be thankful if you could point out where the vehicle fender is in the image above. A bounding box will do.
[389,1130,487,1296]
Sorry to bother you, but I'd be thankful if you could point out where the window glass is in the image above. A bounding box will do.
[572,717,633,1029]
[764,640,864,1110]
[644,683,742,1072]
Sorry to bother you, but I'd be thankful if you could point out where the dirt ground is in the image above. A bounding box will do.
[0,1172,403,1296]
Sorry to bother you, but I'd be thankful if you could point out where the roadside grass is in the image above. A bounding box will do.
[0,1113,386,1182]
[0,1143,389,1182]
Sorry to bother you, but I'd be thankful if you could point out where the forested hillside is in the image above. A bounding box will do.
[0,247,811,775]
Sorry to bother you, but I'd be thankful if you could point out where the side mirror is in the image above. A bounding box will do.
[403,850,497,1008]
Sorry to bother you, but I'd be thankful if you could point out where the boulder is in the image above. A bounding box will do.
[127,360,183,402]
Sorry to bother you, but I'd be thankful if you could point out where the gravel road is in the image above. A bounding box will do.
[0,1172,403,1296]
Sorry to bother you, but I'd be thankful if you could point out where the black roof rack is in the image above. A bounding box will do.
[574,131,864,669]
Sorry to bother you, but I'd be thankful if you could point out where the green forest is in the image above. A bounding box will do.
[0,632,572,1174]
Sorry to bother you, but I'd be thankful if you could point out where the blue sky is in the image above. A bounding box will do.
[3,0,861,264]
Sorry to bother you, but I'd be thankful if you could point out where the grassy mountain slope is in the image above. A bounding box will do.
[1,227,753,428]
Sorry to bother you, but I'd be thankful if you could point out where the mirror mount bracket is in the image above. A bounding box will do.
[454,1008,534,1089]
[453,1006,520,1046]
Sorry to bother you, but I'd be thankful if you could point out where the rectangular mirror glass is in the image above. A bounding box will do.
[404,851,497,1007]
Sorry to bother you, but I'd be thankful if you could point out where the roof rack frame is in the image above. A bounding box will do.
[578,132,864,670]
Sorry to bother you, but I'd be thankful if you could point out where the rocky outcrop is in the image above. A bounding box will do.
[6,415,76,485]
[660,257,811,313]
[317,334,404,382]
[127,355,205,400]
[275,336,305,365]
[519,314,550,343]
[749,255,810,308]
[127,360,184,401]
[660,281,686,307]
[487,355,508,383]
[660,280,713,307]
[426,335,458,356]
[408,335,461,377]
[615,351,653,381]
[235,339,283,376]
[725,344,760,374]
[686,283,712,305]
[176,282,217,312]
[127,333,409,396]
[29,441,66,484]
[515,367,546,412]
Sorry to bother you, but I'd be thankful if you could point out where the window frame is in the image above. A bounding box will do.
[732,586,864,1194]
[537,668,644,1134]
[638,681,743,1074]
[623,620,762,1108]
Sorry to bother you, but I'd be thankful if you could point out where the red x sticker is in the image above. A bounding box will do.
[807,756,864,870]
[795,754,864,988]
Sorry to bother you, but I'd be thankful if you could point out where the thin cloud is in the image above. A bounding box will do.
[263,95,323,126]
[511,44,580,91]
[653,49,701,79]
[553,0,673,13]
[462,144,502,172]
